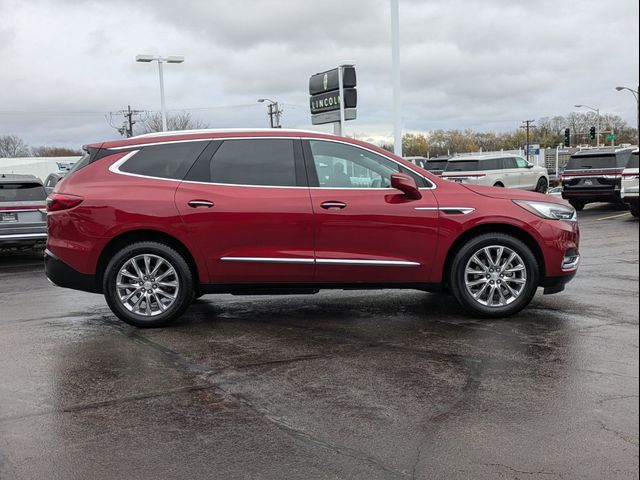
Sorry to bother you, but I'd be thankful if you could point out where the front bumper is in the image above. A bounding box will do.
[44,249,101,293]
[540,272,577,295]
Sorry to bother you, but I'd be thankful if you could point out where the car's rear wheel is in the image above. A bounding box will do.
[630,202,639,218]
[569,200,585,211]
[449,233,539,318]
[103,242,194,327]
[535,177,548,193]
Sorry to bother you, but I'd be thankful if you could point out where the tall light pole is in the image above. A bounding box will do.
[136,54,184,132]
[615,85,639,145]
[390,0,402,157]
[257,98,282,128]
[574,104,600,147]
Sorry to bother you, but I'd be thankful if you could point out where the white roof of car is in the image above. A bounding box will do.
[450,153,521,161]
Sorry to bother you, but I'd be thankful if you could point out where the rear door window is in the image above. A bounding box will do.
[210,139,298,187]
[0,183,47,202]
[120,141,209,180]
[627,153,639,169]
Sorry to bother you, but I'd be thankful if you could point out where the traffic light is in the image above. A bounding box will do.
[563,128,570,147]
[589,126,596,140]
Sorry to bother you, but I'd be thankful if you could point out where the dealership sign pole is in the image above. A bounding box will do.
[309,65,357,135]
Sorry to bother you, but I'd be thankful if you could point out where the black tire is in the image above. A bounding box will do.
[493,182,505,188]
[103,241,194,327]
[448,233,540,318]
[630,203,639,218]
[569,200,585,211]
[535,177,548,194]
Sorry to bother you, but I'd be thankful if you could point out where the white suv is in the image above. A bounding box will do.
[621,149,639,217]
[442,154,549,193]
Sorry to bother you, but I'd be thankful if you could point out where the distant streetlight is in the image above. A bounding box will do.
[257,98,282,128]
[135,54,185,132]
[615,85,639,145]
[575,104,600,147]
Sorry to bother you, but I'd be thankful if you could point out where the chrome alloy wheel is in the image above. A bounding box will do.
[464,245,527,307]
[115,254,179,317]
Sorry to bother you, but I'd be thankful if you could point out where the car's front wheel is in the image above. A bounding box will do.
[449,233,539,318]
[103,242,194,327]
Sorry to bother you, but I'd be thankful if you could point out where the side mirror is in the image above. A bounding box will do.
[526,163,534,169]
[390,173,422,200]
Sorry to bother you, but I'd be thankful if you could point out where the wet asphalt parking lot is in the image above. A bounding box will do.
[0,204,638,480]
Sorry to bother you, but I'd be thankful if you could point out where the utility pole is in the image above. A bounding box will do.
[520,119,536,163]
[258,99,282,128]
[107,106,144,137]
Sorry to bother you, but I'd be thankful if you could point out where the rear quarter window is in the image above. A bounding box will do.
[119,141,209,180]
[0,183,47,202]
[627,153,639,169]
[446,161,479,172]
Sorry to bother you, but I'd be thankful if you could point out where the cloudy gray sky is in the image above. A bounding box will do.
[0,0,638,148]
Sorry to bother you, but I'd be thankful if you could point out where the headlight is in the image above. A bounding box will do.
[513,200,577,221]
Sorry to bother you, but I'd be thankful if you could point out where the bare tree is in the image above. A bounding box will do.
[136,112,209,134]
[0,135,30,157]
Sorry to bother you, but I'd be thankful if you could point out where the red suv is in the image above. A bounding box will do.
[45,130,580,327]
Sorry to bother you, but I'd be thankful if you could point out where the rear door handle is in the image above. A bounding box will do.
[320,201,347,210]
[188,200,214,208]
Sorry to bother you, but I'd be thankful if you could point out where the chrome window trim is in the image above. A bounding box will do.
[106,136,437,190]
[220,257,420,267]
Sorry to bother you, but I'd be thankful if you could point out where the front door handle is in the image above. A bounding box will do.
[320,201,347,210]
[188,199,214,208]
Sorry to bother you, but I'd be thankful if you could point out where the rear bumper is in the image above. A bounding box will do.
[562,188,621,203]
[0,225,47,245]
[44,249,101,293]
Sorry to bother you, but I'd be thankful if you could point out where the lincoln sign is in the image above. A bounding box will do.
[309,66,357,125]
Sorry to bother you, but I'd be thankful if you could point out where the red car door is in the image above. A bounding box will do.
[303,139,439,283]
[175,138,315,284]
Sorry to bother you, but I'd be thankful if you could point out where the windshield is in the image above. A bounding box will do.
[445,160,479,172]
[627,153,639,169]
[566,154,626,170]
[0,183,46,202]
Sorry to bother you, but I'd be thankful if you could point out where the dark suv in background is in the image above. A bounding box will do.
[0,174,48,249]
[561,147,635,210]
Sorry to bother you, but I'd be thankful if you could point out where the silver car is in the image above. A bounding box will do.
[442,153,549,193]
[0,174,48,249]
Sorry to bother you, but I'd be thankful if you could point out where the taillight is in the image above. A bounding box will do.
[46,193,84,212]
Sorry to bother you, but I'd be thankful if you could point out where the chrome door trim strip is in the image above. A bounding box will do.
[220,257,315,264]
[415,207,475,215]
[316,258,420,266]
[220,257,420,267]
